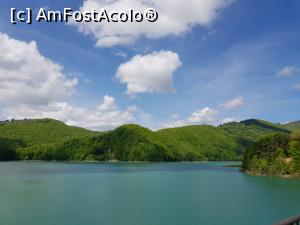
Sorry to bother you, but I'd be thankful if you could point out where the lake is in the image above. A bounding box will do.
[0,162,299,225]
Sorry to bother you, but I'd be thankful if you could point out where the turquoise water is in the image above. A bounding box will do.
[0,162,300,225]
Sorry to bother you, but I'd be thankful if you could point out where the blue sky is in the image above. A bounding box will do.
[0,0,299,130]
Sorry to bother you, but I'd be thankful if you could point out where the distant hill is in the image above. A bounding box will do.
[241,119,289,133]
[0,118,298,162]
[281,121,300,131]
[218,119,290,154]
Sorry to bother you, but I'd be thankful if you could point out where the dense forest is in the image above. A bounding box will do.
[0,120,240,161]
[0,118,299,170]
[242,131,300,177]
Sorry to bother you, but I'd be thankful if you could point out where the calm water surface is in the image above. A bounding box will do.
[0,162,300,225]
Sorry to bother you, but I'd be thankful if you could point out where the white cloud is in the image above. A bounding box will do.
[116,50,182,94]
[294,83,300,90]
[187,107,219,123]
[0,32,77,106]
[221,117,236,124]
[277,66,297,77]
[0,32,137,131]
[74,0,234,47]
[223,96,245,109]
[98,95,117,111]
[161,107,219,129]
[161,120,187,129]
[2,96,136,131]
[96,36,134,48]
[160,107,242,128]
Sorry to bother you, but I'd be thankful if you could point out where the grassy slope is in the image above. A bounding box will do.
[281,121,300,131]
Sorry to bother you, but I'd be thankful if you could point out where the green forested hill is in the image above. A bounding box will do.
[157,125,239,161]
[93,124,171,161]
[18,124,239,161]
[0,119,99,146]
[0,118,297,162]
[94,124,240,161]
[0,119,100,161]
[13,124,171,161]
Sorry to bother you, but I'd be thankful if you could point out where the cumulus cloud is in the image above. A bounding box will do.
[277,66,297,77]
[161,107,242,128]
[161,107,219,128]
[116,50,182,94]
[0,32,137,131]
[0,32,77,106]
[2,96,136,131]
[74,0,234,47]
[187,107,219,123]
[221,117,236,124]
[223,96,245,109]
[161,120,187,129]
[98,95,117,111]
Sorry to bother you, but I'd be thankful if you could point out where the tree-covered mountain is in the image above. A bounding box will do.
[0,118,297,162]
[157,125,239,161]
[0,119,100,161]
[14,124,240,161]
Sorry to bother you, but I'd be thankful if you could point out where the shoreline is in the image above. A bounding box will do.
[1,159,242,164]
[245,170,300,179]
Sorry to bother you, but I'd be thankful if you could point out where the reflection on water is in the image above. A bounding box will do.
[0,161,242,174]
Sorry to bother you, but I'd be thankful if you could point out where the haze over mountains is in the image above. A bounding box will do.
[0,118,298,162]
